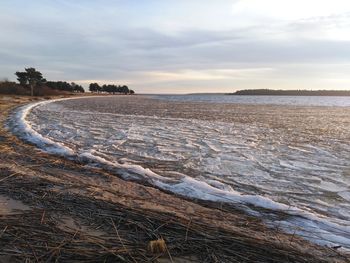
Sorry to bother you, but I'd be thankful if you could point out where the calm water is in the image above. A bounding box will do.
[9,94,350,249]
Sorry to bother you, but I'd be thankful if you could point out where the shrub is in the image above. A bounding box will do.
[0,81,29,95]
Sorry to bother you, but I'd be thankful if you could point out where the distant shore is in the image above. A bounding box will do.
[229,89,350,96]
[0,95,347,262]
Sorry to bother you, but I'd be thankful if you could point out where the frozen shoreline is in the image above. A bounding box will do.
[7,95,350,250]
[1,95,349,262]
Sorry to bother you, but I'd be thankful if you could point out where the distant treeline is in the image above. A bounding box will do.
[230,89,350,96]
[88,83,134,95]
[0,67,85,96]
[0,67,136,96]
[0,80,84,96]
[46,81,84,93]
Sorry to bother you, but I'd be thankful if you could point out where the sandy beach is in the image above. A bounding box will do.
[0,95,348,262]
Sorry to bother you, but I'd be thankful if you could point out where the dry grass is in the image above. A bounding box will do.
[148,239,167,254]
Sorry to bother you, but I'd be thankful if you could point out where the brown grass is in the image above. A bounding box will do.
[148,239,167,254]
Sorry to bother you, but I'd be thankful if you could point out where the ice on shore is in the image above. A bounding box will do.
[7,96,350,250]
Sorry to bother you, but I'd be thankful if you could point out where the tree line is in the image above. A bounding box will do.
[46,81,85,93]
[230,89,350,96]
[0,67,136,96]
[0,67,85,96]
[89,83,134,94]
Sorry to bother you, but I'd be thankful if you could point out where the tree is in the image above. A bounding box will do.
[89,83,100,93]
[101,84,108,93]
[15,68,45,96]
[71,82,83,93]
[121,85,129,94]
[15,72,28,86]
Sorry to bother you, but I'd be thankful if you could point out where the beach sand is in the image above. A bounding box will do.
[0,95,347,262]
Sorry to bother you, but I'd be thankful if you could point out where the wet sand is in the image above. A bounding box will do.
[0,95,348,262]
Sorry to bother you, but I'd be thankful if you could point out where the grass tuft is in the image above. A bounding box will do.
[148,238,167,254]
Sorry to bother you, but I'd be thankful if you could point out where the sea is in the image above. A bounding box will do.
[7,94,350,250]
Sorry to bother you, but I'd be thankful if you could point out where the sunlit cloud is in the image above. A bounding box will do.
[145,68,274,82]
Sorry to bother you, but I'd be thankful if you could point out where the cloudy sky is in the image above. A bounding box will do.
[1,0,350,93]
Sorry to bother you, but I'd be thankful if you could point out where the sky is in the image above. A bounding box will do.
[1,0,350,93]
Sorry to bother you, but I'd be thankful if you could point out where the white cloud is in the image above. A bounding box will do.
[232,0,350,20]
